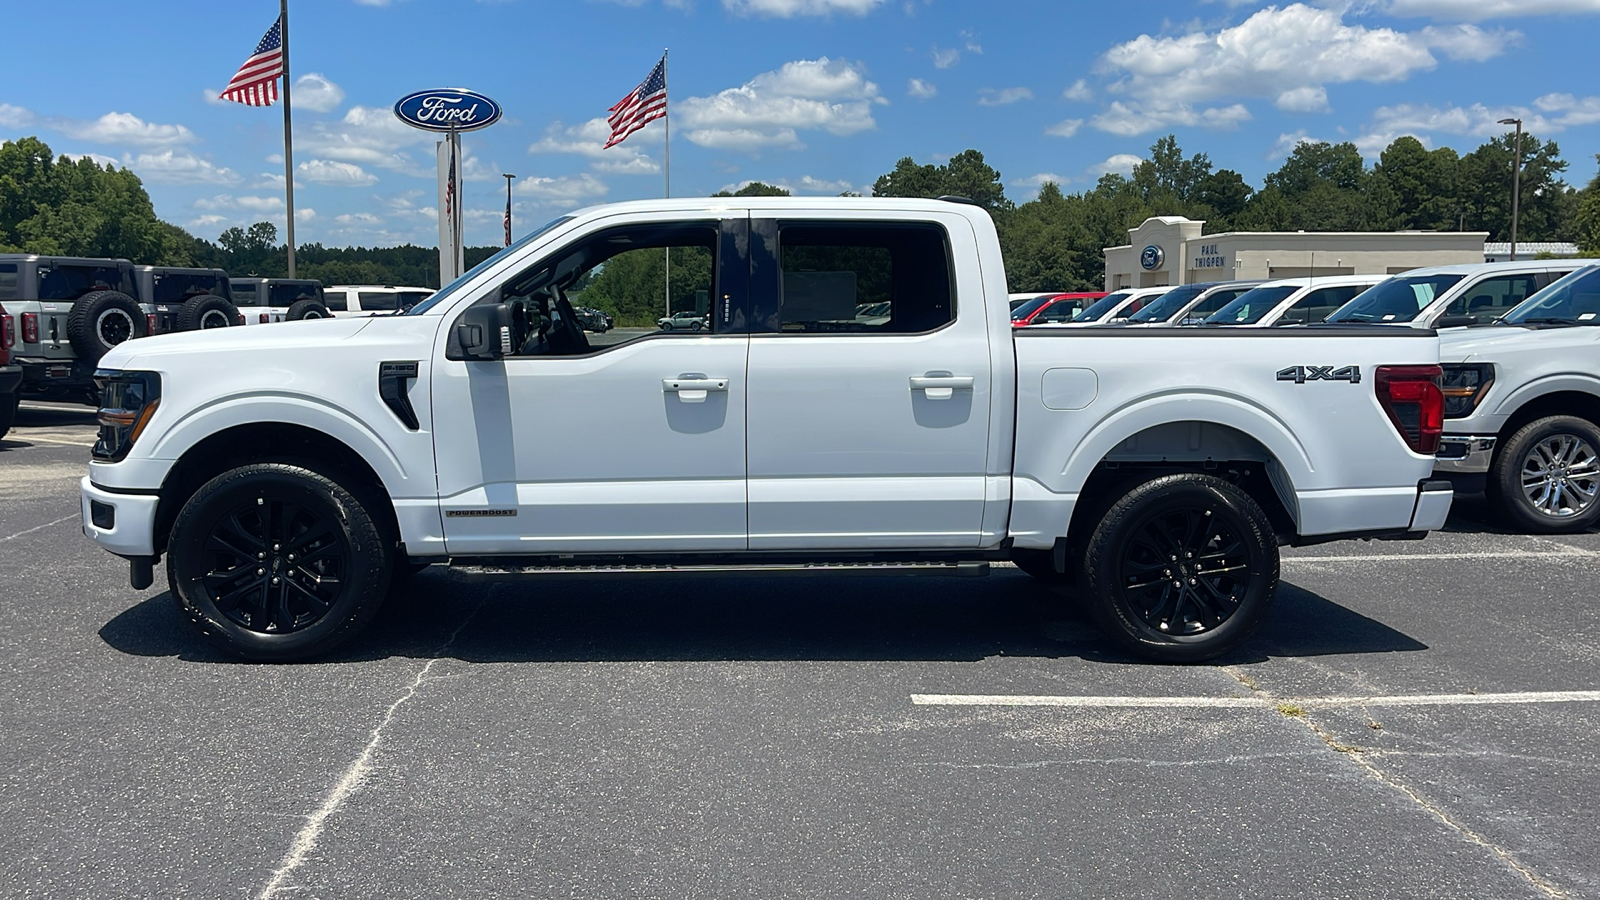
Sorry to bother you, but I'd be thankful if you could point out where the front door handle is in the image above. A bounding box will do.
[909,374,974,400]
[663,376,729,403]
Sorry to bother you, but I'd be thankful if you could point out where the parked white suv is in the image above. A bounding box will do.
[231,278,331,324]
[1325,260,1595,330]
[323,285,433,318]
[1204,275,1384,328]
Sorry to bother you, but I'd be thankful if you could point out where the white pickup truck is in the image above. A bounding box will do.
[80,198,1453,663]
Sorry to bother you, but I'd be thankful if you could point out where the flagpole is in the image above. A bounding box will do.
[663,48,671,318]
[280,0,296,278]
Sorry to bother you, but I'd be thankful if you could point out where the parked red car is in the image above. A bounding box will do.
[1010,292,1108,327]
[1,306,20,441]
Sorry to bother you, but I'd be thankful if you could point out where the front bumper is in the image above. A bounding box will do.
[1435,435,1497,474]
[80,476,160,558]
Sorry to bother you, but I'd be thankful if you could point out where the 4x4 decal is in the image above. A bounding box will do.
[1277,365,1361,385]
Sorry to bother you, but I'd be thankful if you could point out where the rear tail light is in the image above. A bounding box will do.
[147,314,159,335]
[236,314,246,326]
[1,312,11,366]
[1376,365,1444,455]
[22,312,39,344]
[260,313,270,324]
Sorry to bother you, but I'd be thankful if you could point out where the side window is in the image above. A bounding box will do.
[1036,299,1077,324]
[485,221,719,357]
[773,222,952,334]
[325,290,349,312]
[0,264,17,300]
[1444,274,1541,322]
[358,291,399,312]
[1282,285,1363,324]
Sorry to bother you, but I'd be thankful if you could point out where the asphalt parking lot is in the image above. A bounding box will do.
[2,402,1598,899]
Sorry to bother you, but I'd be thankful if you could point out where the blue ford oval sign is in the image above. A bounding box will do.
[393,89,503,133]
[1140,245,1166,271]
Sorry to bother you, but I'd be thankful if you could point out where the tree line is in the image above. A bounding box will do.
[4,131,1599,297]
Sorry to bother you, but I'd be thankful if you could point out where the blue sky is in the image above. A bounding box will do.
[3,0,1598,248]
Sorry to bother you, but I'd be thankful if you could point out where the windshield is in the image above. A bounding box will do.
[1501,266,1600,326]
[1010,296,1055,320]
[406,215,574,315]
[1071,291,1132,323]
[1127,285,1205,323]
[1204,285,1298,325]
[1324,274,1465,323]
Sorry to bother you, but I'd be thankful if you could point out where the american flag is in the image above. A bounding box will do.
[605,56,667,149]
[220,18,284,107]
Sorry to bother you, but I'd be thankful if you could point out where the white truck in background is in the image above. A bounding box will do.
[81,198,1452,663]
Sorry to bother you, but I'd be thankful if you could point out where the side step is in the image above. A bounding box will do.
[448,560,991,580]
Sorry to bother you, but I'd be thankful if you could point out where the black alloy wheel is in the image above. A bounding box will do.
[1084,473,1278,663]
[168,463,391,660]
[96,307,136,346]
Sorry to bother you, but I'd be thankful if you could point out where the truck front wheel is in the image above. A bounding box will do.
[1082,473,1278,663]
[167,463,392,661]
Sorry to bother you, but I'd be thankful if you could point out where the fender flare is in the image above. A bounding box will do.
[1488,373,1600,423]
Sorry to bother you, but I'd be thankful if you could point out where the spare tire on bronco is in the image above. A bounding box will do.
[287,297,332,320]
[176,294,240,331]
[66,290,147,362]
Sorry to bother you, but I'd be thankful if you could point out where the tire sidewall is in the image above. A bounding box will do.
[1084,474,1279,663]
[168,464,390,660]
[1493,415,1600,533]
[287,299,331,321]
[67,290,147,361]
[178,294,239,331]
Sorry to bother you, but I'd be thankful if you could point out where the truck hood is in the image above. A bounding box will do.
[99,317,377,370]
[1439,324,1600,363]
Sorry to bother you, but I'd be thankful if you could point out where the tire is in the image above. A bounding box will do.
[167,463,392,661]
[66,290,147,362]
[175,294,240,332]
[690,320,704,331]
[1489,415,1600,533]
[659,323,671,331]
[0,392,17,442]
[1082,473,1279,663]
[286,298,332,321]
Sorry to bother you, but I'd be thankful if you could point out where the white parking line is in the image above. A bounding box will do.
[911,690,1600,709]
[1,514,78,543]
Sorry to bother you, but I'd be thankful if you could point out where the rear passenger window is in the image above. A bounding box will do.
[359,291,398,312]
[1278,285,1365,325]
[773,223,953,334]
[0,264,17,300]
[325,290,348,312]
[1444,274,1542,322]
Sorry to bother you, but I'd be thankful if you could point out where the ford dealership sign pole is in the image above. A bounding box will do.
[394,89,504,285]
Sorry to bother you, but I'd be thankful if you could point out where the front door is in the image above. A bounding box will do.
[431,215,750,555]
[742,214,997,549]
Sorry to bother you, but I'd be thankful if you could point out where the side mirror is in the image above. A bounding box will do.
[1434,314,1477,329]
[456,304,513,360]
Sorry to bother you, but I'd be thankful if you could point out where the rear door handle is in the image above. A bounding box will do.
[909,375,974,400]
[663,377,729,403]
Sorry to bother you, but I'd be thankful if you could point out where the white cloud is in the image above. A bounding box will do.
[908,78,937,100]
[1046,118,1083,139]
[1269,130,1329,160]
[528,118,661,174]
[56,111,195,147]
[677,57,883,152]
[722,0,885,14]
[1353,93,1600,154]
[1535,92,1600,127]
[931,47,962,68]
[1012,172,1069,188]
[1381,0,1600,20]
[718,175,862,195]
[1419,24,1518,61]
[123,149,241,185]
[297,159,378,186]
[60,152,121,168]
[195,194,286,213]
[1091,100,1251,136]
[518,173,610,207]
[977,87,1034,107]
[292,73,346,114]
[300,105,437,176]
[1090,154,1143,177]
[1275,86,1329,113]
[0,103,35,128]
[1063,79,1094,102]
[335,213,383,225]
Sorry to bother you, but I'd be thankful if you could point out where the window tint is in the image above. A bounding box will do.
[1502,267,1600,325]
[1009,296,1052,321]
[1186,287,1251,321]
[1128,285,1204,323]
[324,290,349,312]
[1205,285,1298,325]
[1275,285,1367,325]
[38,264,131,301]
[1443,274,1543,323]
[1325,274,1464,323]
[1035,297,1087,324]
[232,282,259,305]
[358,291,398,312]
[1072,291,1132,323]
[773,222,952,334]
[399,291,431,309]
[0,263,17,300]
[151,272,227,304]
[269,283,321,306]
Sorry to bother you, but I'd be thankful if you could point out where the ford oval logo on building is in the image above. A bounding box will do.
[1140,245,1166,271]
[393,89,503,133]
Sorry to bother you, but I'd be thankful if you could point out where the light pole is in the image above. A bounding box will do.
[502,173,516,248]
[1498,117,1523,261]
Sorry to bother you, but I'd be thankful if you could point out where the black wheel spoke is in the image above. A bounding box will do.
[1119,503,1251,637]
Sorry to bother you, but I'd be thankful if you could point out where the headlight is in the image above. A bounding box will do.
[93,370,161,462]
[1440,363,1494,419]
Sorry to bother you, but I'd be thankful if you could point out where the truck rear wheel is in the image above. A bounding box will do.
[1082,473,1278,663]
[167,463,392,661]
[1489,415,1600,533]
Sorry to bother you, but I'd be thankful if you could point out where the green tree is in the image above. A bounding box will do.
[1373,137,1461,231]
[0,136,167,260]
[1458,131,1571,241]
[1574,155,1600,254]
[711,181,791,197]
[871,150,1011,215]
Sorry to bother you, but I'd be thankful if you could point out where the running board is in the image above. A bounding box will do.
[448,560,991,580]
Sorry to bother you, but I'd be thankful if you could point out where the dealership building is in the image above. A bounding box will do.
[1104,216,1489,290]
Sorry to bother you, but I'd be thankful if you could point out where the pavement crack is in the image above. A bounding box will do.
[256,588,491,900]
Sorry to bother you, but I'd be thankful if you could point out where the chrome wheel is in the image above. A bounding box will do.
[1520,433,1600,519]
[1117,506,1252,636]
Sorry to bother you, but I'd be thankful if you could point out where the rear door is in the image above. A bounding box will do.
[742,213,995,549]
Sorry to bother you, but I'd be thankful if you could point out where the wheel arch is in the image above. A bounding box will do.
[152,421,400,556]
[1492,386,1600,442]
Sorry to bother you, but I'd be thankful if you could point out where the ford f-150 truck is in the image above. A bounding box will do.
[80,198,1453,663]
